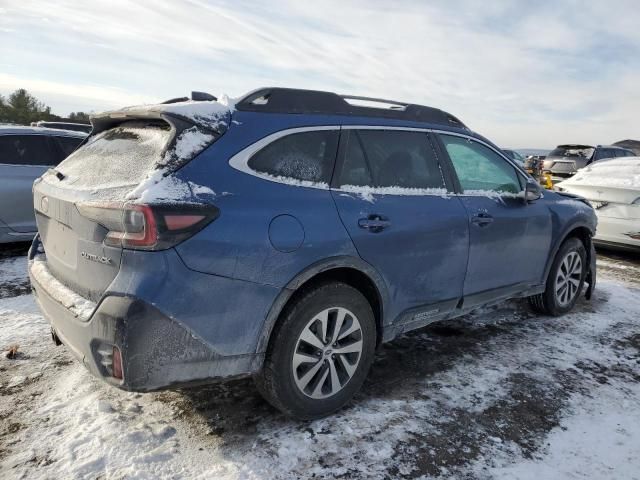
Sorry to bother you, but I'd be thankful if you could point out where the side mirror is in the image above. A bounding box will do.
[524,180,542,203]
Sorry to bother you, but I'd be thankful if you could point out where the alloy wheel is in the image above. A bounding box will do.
[292,307,363,399]
[555,251,583,307]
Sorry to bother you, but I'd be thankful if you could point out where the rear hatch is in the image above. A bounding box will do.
[33,99,231,303]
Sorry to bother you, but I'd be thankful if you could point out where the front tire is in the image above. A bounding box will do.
[529,237,586,316]
[255,282,376,420]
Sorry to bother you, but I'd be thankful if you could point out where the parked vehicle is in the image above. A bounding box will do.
[0,126,86,243]
[502,149,526,165]
[29,88,597,419]
[556,157,640,250]
[543,144,635,183]
[32,121,92,133]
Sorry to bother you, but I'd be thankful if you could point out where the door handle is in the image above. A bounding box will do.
[358,215,390,233]
[471,212,494,227]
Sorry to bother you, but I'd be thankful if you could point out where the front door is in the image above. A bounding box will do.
[436,134,552,306]
[331,128,469,326]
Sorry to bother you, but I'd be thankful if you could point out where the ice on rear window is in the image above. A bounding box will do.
[54,122,170,191]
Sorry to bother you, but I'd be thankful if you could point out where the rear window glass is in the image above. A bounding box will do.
[0,134,56,166]
[548,146,594,159]
[54,136,83,158]
[248,130,339,184]
[55,121,171,190]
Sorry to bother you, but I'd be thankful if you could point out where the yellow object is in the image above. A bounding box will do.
[543,174,553,189]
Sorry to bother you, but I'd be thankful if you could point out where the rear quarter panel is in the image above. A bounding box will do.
[174,113,360,288]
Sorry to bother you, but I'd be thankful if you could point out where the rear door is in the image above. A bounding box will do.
[331,128,469,327]
[0,134,58,233]
[436,134,552,306]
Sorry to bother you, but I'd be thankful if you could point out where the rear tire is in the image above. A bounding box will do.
[255,282,376,420]
[529,237,586,316]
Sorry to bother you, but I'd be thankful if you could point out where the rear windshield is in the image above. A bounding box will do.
[548,146,594,159]
[55,121,171,190]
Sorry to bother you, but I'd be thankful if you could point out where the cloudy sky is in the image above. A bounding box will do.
[1,0,638,148]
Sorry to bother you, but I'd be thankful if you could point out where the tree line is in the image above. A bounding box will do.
[0,88,90,125]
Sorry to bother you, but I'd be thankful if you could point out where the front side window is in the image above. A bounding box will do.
[337,130,446,190]
[440,134,522,194]
[0,134,55,166]
[248,130,339,184]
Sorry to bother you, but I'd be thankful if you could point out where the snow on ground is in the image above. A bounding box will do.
[1,245,639,479]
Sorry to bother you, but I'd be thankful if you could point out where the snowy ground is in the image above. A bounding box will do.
[1,243,639,479]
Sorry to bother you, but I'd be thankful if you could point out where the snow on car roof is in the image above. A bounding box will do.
[108,95,236,132]
[560,157,640,189]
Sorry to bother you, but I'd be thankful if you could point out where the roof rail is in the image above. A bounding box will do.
[235,87,466,128]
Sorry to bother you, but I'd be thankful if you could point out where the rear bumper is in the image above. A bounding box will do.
[28,235,272,391]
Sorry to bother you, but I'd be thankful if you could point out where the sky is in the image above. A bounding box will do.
[1,0,639,148]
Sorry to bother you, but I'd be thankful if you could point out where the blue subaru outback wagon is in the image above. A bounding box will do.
[29,88,596,419]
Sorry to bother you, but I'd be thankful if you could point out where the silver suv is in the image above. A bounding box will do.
[543,144,635,183]
[0,126,85,243]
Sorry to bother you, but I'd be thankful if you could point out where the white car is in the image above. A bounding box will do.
[556,157,640,250]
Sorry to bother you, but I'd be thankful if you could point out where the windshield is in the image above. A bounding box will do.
[548,146,594,159]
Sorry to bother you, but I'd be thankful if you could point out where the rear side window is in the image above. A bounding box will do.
[55,121,171,190]
[248,130,339,184]
[0,134,56,166]
[440,134,522,194]
[54,136,83,158]
[614,149,632,158]
[595,148,616,161]
[337,130,446,189]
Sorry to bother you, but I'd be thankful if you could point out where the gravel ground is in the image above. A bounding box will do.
[0,242,639,479]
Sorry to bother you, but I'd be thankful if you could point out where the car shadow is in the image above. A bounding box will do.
[0,241,31,258]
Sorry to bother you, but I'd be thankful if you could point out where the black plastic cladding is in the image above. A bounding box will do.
[235,87,467,129]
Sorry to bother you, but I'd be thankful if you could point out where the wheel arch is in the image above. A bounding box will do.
[255,256,389,356]
[543,223,594,285]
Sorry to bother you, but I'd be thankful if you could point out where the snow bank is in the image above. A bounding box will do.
[480,383,640,480]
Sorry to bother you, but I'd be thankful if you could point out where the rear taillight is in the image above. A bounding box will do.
[112,346,123,380]
[77,201,219,250]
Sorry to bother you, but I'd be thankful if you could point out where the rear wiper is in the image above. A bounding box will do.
[47,168,66,181]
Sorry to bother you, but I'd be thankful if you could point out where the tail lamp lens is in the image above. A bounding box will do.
[112,346,123,380]
[77,202,218,250]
